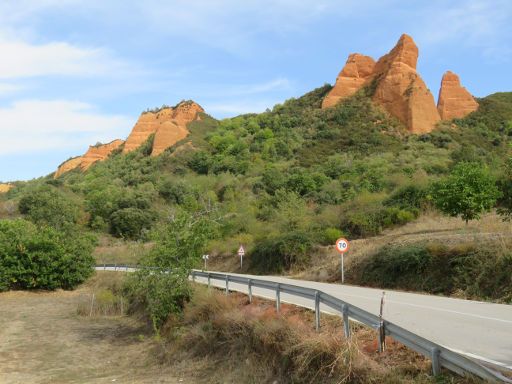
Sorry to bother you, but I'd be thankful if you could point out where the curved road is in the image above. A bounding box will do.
[97,267,512,371]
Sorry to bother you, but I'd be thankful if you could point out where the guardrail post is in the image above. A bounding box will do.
[192,271,196,282]
[377,324,385,353]
[431,347,441,376]
[114,263,117,271]
[342,304,350,338]
[248,279,253,303]
[225,275,229,295]
[276,283,281,314]
[207,273,211,288]
[103,263,106,271]
[315,291,320,332]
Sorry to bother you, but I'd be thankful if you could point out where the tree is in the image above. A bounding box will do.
[431,162,501,224]
[18,186,80,230]
[497,157,512,221]
[125,207,219,330]
[0,219,95,291]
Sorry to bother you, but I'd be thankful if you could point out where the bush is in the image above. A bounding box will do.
[351,242,512,302]
[319,227,344,246]
[110,207,155,240]
[18,186,80,230]
[0,219,95,291]
[250,232,313,273]
[125,209,218,330]
[384,184,428,210]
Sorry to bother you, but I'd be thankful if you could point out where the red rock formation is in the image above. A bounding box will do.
[0,183,13,193]
[437,71,479,120]
[80,139,125,171]
[152,101,204,156]
[54,156,83,178]
[123,101,204,156]
[322,34,442,134]
[372,34,440,134]
[322,54,376,108]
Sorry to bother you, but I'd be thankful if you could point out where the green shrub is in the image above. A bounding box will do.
[18,186,80,230]
[250,232,313,273]
[110,207,155,240]
[320,227,344,246]
[384,184,428,210]
[0,219,95,291]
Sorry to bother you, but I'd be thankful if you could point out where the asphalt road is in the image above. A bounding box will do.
[96,266,512,370]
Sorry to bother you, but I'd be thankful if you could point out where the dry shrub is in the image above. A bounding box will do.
[163,287,472,384]
[76,271,126,317]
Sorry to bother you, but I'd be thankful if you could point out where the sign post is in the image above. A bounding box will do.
[238,245,245,270]
[335,238,349,284]
[202,254,209,271]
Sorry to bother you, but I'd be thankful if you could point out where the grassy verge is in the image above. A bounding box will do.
[156,286,481,384]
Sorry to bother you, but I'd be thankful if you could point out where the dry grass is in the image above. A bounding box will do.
[158,286,481,384]
[0,272,184,384]
[93,235,154,265]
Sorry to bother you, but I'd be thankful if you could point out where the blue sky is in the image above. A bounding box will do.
[1,0,511,181]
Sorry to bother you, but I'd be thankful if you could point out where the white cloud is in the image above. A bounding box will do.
[0,39,133,80]
[0,100,133,155]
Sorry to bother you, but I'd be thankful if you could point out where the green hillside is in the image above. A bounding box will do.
[2,88,512,275]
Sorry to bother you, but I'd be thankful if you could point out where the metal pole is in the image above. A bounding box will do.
[240,255,243,270]
[378,291,386,352]
[431,347,441,376]
[204,257,207,271]
[342,304,350,338]
[341,253,344,284]
[314,291,320,332]
[276,284,281,314]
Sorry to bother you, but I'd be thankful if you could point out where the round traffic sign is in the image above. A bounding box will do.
[335,238,349,253]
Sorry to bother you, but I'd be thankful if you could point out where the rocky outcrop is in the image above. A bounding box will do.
[54,100,204,178]
[80,139,125,171]
[323,34,477,133]
[152,101,204,156]
[322,54,376,108]
[437,71,479,120]
[372,34,440,134]
[54,140,124,178]
[0,183,13,193]
[123,101,204,156]
[54,156,83,178]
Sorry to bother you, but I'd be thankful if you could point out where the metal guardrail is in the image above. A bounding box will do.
[190,270,512,383]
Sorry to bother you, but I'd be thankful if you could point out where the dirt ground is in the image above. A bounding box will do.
[0,286,190,384]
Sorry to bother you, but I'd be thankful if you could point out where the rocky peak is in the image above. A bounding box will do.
[437,71,479,120]
[123,101,204,156]
[0,183,13,193]
[322,33,444,134]
[322,53,376,108]
[372,34,440,134]
[374,34,418,73]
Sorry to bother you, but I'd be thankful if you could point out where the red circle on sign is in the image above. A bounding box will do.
[335,238,349,253]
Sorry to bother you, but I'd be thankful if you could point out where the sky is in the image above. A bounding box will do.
[1,0,511,181]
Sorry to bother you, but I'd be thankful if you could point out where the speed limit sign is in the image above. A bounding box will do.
[335,238,349,253]
[335,238,349,284]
